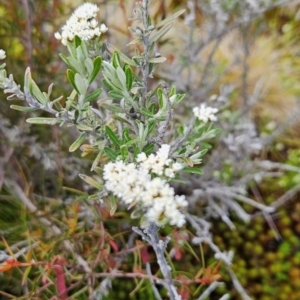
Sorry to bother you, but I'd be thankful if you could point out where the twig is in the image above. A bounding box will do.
[135,223,181,300]
[21,0,33,66]
[146,263,163,300]
[140,0,151,108]
[271,183,300,209]
[197,282,225,300]
[226,267,251,300]
[251,185,282,240]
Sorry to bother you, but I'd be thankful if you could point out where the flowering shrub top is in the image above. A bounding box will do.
[1,1,277,299]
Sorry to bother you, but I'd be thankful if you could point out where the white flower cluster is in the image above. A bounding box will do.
[103,145,187,227]
[193,104,219,123]
[54,3,108,45]
[136,144,184,178]
[0,49,6,60]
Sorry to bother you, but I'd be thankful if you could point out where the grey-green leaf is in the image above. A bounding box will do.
[149,23,173,44]
[148,56,167,63]
[26,117,58,125]
[67,69,80,94]
[79,174,103,190]
[30,79,48,105]
[75,73,87,95]
[116,67,126,89]
[84,88,103,103]
[69,132,87,152]
[10,105,38,112]
[155,9,186,28]
[76,123,93,131]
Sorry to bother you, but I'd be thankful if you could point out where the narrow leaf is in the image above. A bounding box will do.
[125,66,134,90]
[84,58,93,75]
[108,90,124,99]
[91,149,104,171]
[112,51,121,68]
[76,123,93,131]
[148,56,167,63]
[66,41,77,58]
[101,103,123,113]
[67,69,80,94]
[68,57,86,75]
[146,121,156,136]
[74,35,82,47]
[75,73,87,95]
[109,194,117,215]
[84,88,102,103]
[111,114,131,125]
[79,174,103,190]
[140,107,154,117]
[149,23,173,44]
[122,127,130,143]
[116,67,127,89]
[143,143,155,155]
[60,54,76,74]
[10,105,38,112]
[182,167,204,175]
[26,118,57,125]
[30,80,48,105]
[22,266,32,285]
[105,126,121,147]
[120,145,128,160]
[24,67,31,90]
[155,9,186,28]
[89,56,102,84]
[104,147,119,161]
[69,132,86,152]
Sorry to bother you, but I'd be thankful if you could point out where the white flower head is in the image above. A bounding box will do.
[103,146,188,228]
[0,49,6,60]
[55,3,108,45]
[193,104,219,123]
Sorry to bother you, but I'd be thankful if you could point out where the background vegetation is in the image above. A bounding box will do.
[0,0,300,299]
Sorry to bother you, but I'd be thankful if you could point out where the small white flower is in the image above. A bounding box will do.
[172,162,184,172]
[0,49,6,60]
[136,152,147,162]
[193,104,218,123]
[165,168,175,178]
[90,19,98,29]
[151,162,165,175]
[54,32,62,40]
[100,23,108,33]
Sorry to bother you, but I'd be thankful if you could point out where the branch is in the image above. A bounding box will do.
[136,223,181,300]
